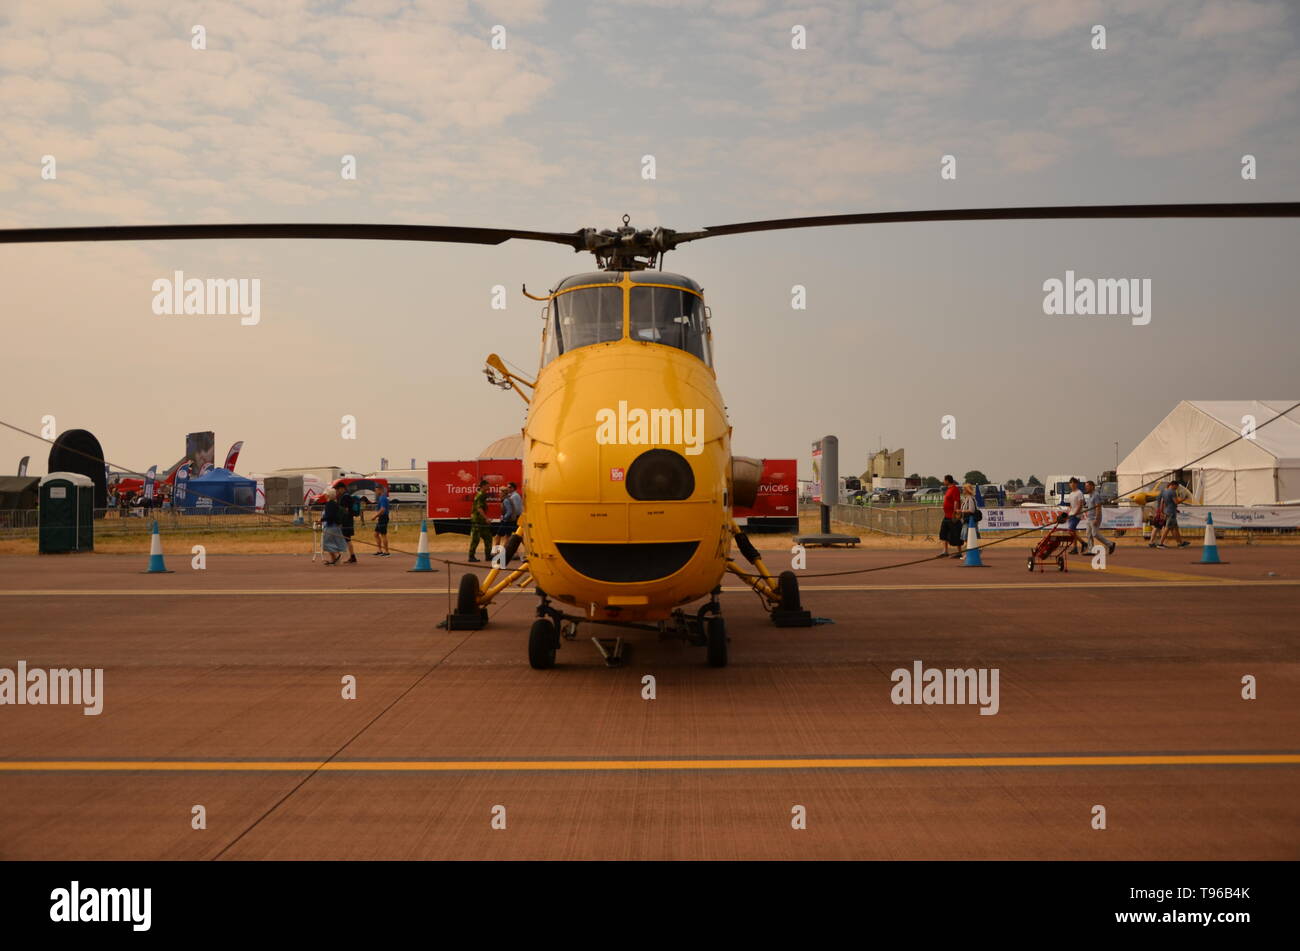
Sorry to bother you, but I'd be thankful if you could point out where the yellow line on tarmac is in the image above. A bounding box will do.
[744,580,1295,592]
[0,588,448,596]
[0,754,1296,772]
[1099,565,1223,583]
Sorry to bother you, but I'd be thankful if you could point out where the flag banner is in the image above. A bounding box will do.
[174,463,192,505]
[223,441,244,471]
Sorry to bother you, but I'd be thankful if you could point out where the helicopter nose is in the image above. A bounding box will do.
[553,448,701,582]
[625,449,695,501]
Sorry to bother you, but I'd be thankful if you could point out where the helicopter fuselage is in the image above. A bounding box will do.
[519,270,732,622]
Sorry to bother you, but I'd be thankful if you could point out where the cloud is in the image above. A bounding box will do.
[995,130,1068,172]
[893,0,1103,50]
[1107,59,1300,158]
[0,0,561,227]
[1181,0,1288,39]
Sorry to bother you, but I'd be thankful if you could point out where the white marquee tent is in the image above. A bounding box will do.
[1118,400,1300,505]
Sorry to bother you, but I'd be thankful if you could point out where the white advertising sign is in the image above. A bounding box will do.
[980,505,1300,530]
[979,506,1144,531]
[1175,506,1300,529]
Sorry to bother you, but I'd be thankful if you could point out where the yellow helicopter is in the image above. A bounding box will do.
[472,255,802,669]
[5,201,1297,668]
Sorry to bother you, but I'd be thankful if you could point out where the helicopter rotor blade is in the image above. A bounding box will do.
[0,222,588,249]
[3,202,1297,268]
[673,201,1300,245]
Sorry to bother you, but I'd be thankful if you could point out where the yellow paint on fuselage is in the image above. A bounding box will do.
[520,272,731,621]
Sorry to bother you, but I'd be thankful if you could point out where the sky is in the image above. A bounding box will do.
[1,0,1297,484]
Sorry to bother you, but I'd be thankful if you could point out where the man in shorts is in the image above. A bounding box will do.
[372,483,392,556]
[1065,477,1086,554]
[1151,478,1189,549]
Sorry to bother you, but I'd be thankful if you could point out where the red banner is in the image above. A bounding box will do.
[223,441,243,471]
[427,458,793,520]
[427,459,523,519]
[734,459,798,519]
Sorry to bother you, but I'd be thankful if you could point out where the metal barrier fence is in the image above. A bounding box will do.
[5,504,1294,542]
[814,503,1294,541]
[0,505,429,538]
[831,504,944,537]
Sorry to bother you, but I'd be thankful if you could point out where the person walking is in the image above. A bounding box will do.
[956,482,977,557]
[468,478,493,562]
[338,489,359,564]
[372,483,392,556]
[1081,479,1116,557]
[494,482,522,560]
[1150,478,1189,549]
[1064,477,1087,555]
[319,489,346,566]
[939,475,961,557]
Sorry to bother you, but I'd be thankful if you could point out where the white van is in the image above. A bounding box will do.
[362,472,427,510]
[1042,474,1087,508]
[382,479,426,509]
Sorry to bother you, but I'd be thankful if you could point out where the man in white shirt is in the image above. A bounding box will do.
[1065,477,1086,554]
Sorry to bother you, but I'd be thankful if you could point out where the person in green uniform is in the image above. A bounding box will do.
[468,478,493,562]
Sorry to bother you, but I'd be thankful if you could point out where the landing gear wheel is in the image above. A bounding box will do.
[770,570,814,627]
[457,573,488,622]
[529,618,558,669]
[1027,553,1035,572]
[1056,556,1066,572]
[777,570,801,611]
[445,572,489,629]
[457,573,480,613]
[705,615,728,668]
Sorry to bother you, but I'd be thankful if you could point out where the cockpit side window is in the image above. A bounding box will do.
[552,286,622,358]
[541,301,560,367]
[629,286,710,365]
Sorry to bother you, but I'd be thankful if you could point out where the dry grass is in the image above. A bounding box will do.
[2,511,1290,556]
[0,524,485,556]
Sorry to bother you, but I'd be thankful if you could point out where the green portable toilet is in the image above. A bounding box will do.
[39,472,95,553]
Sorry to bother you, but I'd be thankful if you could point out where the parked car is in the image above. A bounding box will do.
[320,476,389,506]
[978,483,1005,506]
[1010,484,1045,504]
[911,487,944,504]
[871,488,902,504]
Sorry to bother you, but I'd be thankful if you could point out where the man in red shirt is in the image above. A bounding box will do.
[941,474,961,557]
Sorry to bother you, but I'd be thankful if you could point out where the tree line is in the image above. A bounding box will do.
[907,473,1043,489]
